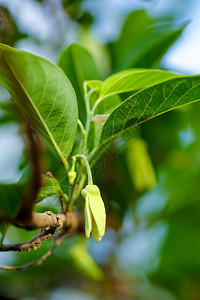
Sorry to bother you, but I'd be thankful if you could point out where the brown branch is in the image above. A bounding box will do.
[27,210,82,231]
[0,227,58,252]
[0,233,65,271]
[0,211,84,253]
[59,196,66,213]
[27,211,66,229]
[0,212,84,271]
[46,171,58,182]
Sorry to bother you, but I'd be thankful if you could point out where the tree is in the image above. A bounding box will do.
[0,3,200,299]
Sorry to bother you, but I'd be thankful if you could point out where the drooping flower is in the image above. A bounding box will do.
[81,184,106,242]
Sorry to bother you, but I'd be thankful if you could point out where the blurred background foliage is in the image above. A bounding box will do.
[0,0,200,299]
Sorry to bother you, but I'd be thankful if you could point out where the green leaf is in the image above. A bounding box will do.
[99,69,179,100]
[96,94,121,114]
[110,10,154,69]
[58,43,101,124]
[0,102,21,124]
[0,83,10,102]
[0,181,26,218]
[110,10,186,69]
[133,24,186,69]
[84,80,103,93]
[36,176,66,203]
[0,222,8,244]
[90,69,178,147]
[0,43,78,166]
[89,76,200,165]
[87,122,104,152]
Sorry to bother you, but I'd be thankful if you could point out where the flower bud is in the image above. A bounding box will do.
[81,185,106,242]
[68,171,76,185]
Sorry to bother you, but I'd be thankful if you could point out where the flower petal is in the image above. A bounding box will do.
[87,186,106,240]
[82,185,106,242]
[84,196,92,238]
[91,215,103,242]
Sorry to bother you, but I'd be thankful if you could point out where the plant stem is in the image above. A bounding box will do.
[68,174,86,211]
[84,92,92,134]
[91,96,103,116]
[77,119,86,151]
[78,119,86,139]
[71,156,77,172]
[84,88,99,149]
[75,154,93,185]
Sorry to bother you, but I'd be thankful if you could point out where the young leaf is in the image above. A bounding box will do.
[84,80,103,92]
[99,69,179,100]
[0,44,78,166]
[36,176,66,203]
[58,43,101,124]
[91,69,178,124]
[89,76,200,165]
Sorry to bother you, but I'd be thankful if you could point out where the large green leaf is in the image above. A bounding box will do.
[58,43,101,124]
[110,10,186,70]
[91,69,178,118]
[89,76,200,164]
[0,44,78,166]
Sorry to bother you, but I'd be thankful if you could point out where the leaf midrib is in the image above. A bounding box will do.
[3,53,68,167]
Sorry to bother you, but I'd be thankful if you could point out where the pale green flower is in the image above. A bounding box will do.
[81,185,106,242]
